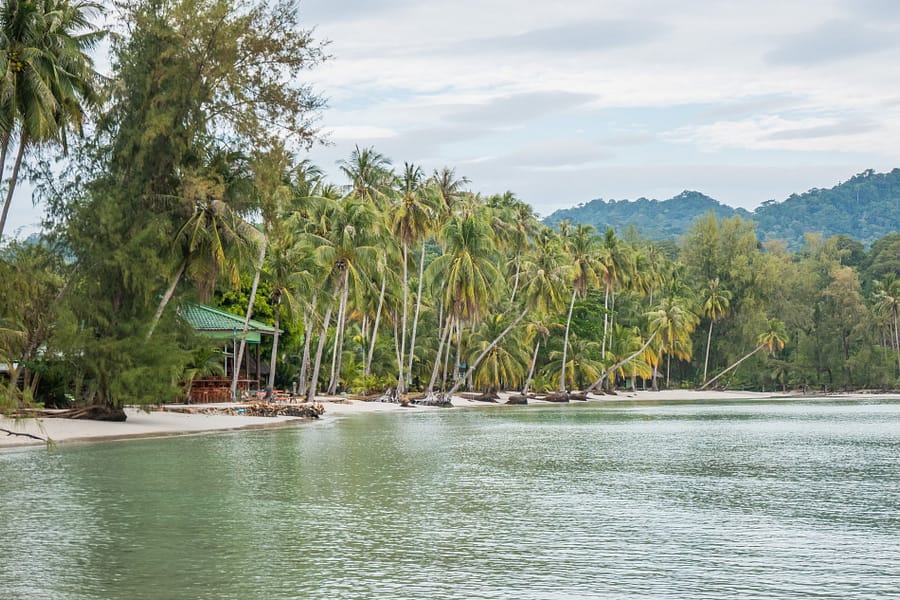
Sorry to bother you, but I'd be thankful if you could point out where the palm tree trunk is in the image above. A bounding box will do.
[454,317,463,387]
[601,282,610,359]
[307,305,334,402]
[560,287,578,391]
[398,243,409,393]
[266,292,283,391]
[406,240,427,388]
[700,343,765,390]
[522,340,540,396]
[427,315,454,392]
[366,273,387,377]
[328,270,351,395]
[586,330,658,394]
[146,259,187,339]
[446,309,527,397]
[442,317,453,389]
[297,303,314,396]
[231,234,268,401]
[893,310,900,373]
[510,259,521,302]
[0,131,25,240]
[703,319,714,383]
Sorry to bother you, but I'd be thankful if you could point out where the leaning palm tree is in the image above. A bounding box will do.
[0,0,104,239]
[584,296,695,394]
[701,277,731,383]
[701,319,788,390]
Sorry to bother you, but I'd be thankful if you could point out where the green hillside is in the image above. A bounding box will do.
[543,169,900,246]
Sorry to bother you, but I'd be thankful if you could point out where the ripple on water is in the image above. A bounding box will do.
[1,399,899,599]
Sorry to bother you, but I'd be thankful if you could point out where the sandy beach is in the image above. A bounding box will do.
[2,389,893,449]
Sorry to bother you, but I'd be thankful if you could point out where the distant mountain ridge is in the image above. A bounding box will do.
[543,168,900,247]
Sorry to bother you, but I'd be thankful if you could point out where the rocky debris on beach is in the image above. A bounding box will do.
[506,394,527,405]
[164,402,324,419]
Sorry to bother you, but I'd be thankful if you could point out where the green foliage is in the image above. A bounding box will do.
[544,169,900,249]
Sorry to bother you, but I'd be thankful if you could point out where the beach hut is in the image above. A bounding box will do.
[179,303,281,402]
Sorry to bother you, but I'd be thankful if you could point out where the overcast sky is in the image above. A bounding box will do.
[298,0,900,218]
[6,0,900,237]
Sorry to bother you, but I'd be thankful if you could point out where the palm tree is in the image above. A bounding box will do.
[548,337,603,391]
[559,224,601,391]
[873,275,900,373]
[599,227,633,359]
[583,296,696,394]
[431,166,469,215]
[469,313,529,392]
[701,277,731,383]
[701,319,788,390]
[338,145,393,206]
[146,148,254,339]
[424,209,506,398]
[391,161,433,392]
[0,0,104,239]
[519,235,567,396]
[314,196,379,395]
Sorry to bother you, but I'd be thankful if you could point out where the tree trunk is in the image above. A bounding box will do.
[366,273,387,377]
[560,286,578,391]
[307,305,334,402]
[0,131,25,241]
[703,319,714,383]
[297,303,314,397]
[601,281,610,359]
[586,330,658,394]
[406,240,427,388]
[510,258,520,302]
[231,234,267,401]
[398,242,409,393]
[446,309,527,397]
[267,292,283,391]
[427,315,454,392]
[522,340,540,396]
[700,344,765,390]
[146,259,187,339]
[328,270,351,395]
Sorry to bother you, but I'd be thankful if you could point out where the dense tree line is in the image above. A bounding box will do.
[1,0,899,415]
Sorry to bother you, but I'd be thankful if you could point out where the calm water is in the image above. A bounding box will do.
[2,399,899,599]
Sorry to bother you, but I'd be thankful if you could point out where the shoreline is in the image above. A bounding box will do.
[3,389,898,449]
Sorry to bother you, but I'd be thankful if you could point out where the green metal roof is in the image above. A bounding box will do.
[180,303,279,344]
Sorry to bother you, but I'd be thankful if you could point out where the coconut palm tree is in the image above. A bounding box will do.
[584,295,695,394]
[338,145,393,207]
[431,166,469,215]
[0,0,104,239]
[314,196,379,395]
[701,319,788,390]
[701,277,731,383]
[873,275,900,373]
[519,235,568,396]
[599,227,633,359]
[146,148,254,339]
[469,312,529,392]
[559,224,601,391]
[391,161,433,391]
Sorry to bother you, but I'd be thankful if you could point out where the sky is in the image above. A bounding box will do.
[5,0,900,237]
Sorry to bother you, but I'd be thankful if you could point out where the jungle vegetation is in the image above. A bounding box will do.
[1,0,899,415]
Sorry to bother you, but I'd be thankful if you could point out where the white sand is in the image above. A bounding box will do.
[3,389,894,449]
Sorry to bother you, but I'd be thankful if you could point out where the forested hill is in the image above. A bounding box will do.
[544,191,751,241]
[543,168,900,246]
